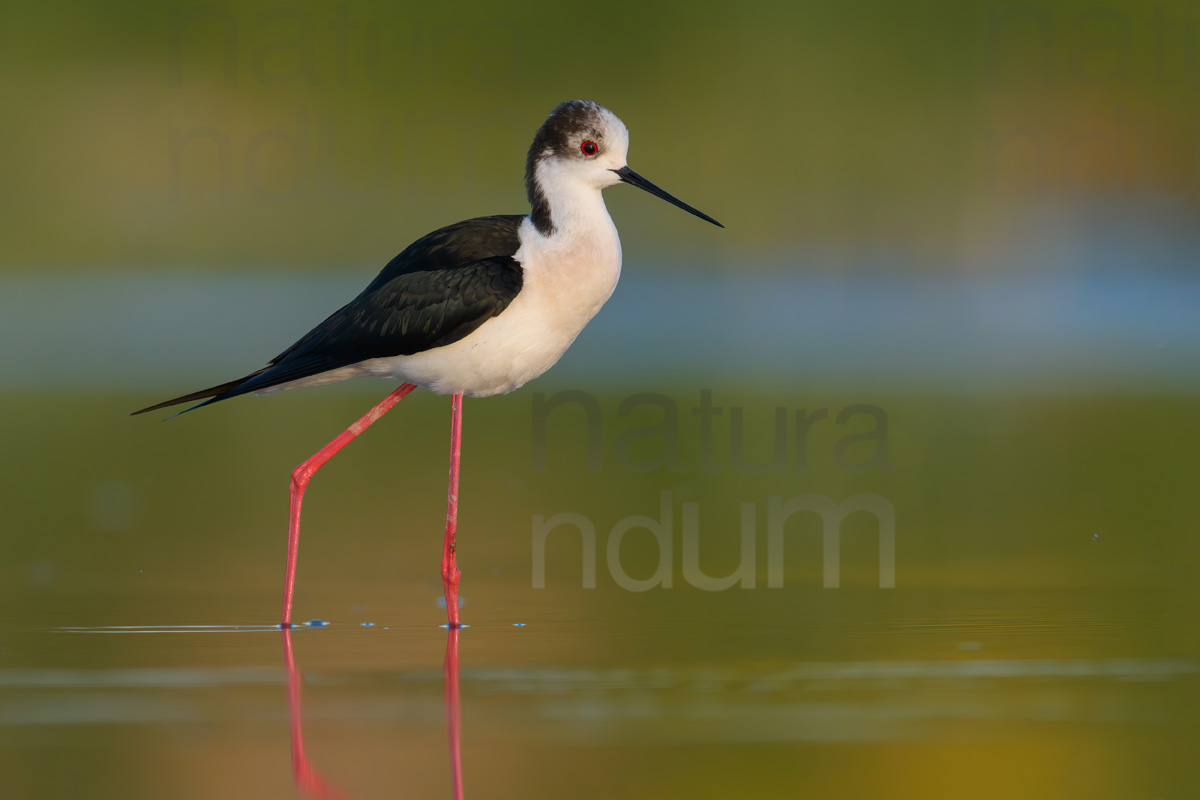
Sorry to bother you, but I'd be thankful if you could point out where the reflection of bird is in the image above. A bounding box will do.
[281,627,352,800]
[282,624,463,800]
[134,100,722,628]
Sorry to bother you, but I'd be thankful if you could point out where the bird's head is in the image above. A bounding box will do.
[527,100,629,191]
[525,100,722,236]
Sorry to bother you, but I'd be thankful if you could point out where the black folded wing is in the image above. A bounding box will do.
[133,215,525,415]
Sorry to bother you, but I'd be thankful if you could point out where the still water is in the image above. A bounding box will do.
[1,383,1197,799]
[2,586,1195,800]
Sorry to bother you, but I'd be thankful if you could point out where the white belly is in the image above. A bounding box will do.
[267,216,622,398]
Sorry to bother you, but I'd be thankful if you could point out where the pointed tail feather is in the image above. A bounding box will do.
[130,367,270,416]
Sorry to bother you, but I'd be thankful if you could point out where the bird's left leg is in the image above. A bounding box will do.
[441,392,464,627]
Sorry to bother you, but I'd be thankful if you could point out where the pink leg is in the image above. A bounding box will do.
[442,393,464,628]
[282,382,418,627]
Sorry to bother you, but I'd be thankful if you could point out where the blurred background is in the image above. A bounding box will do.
[1,1,1198,798]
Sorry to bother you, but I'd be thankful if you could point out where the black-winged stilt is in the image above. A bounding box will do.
[134,100,722,628]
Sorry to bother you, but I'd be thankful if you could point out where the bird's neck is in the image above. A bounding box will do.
[527,164,616,243]
[520,171,622,289]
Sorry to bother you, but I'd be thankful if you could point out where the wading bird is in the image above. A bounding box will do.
[135,100,722,627]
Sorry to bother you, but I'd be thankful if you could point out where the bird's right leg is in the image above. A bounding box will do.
[281,382,418,626]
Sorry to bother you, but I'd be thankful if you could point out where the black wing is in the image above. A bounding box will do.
[133,215,525,415]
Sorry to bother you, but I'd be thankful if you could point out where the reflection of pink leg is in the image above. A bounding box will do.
[441,393,464,628]
[282,627,352,800]
[444,625,464,800]
[282,383,418,627]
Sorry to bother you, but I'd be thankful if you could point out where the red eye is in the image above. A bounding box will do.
[581,140,598,156]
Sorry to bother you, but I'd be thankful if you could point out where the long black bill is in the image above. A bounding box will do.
[612,166,723,228]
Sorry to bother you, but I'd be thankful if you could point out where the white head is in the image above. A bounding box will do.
[525,100,722,237]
